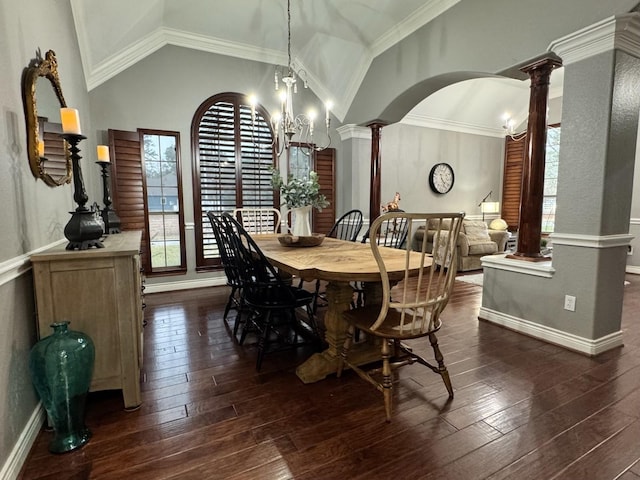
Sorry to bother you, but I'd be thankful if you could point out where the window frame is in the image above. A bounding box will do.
[191,92,277,271]
[139,129,187,275]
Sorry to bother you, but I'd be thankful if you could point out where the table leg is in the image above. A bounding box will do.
[295,280,382,383]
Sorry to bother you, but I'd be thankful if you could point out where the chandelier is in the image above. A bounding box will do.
[250,0,332,156]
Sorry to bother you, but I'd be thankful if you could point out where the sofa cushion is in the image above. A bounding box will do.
[462,220,491,242]
[468,241,498,255]
[427,218,451,230]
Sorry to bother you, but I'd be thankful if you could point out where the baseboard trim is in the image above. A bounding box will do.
[0,403,44,480]
[144,276,227,294]
[478,307,624,356]
[626,265,640,275]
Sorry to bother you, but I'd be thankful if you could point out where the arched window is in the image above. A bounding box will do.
[192,92,276,270]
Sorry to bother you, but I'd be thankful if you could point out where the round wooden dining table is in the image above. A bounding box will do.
[252,235,431,383]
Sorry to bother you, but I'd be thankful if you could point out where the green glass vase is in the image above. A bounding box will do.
[29,321,95,453]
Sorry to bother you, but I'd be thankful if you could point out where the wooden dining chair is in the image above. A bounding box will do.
[233,207,281,234]
[337,211,465,421]
[219,213,321,370]
[206,211,246,341]
[328,209,364,242]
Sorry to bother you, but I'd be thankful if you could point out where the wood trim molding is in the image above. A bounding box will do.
[482,254,555,277]
[549,13,640,65]
[0,404,45,480]
[144,275,227,294]
[0,239,66,287]
[401,114,506,137]
[550,233,634,248]
[479,307,624,356]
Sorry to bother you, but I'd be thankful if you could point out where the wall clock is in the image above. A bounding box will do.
[429,162,455,194]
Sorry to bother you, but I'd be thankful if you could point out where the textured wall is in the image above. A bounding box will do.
[0,0,92,470]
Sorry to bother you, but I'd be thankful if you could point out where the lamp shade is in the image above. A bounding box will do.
[480,201,500,214]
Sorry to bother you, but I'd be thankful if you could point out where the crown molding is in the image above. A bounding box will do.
[370,0,462,57]
[336,124,371,141]
[401,113,506,137]
[84,27,288,91]
[548,13,640,65]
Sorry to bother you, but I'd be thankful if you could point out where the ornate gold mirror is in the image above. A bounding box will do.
[22,50,72,187]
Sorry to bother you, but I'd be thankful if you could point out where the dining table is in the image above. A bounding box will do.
[251,234,431,383]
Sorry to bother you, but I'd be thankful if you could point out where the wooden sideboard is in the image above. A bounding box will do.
[31,231,144,409]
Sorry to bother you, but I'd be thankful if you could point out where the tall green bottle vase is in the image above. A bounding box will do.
[29,321,95,453]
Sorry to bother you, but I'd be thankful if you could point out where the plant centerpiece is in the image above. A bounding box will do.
[271,169,328,236]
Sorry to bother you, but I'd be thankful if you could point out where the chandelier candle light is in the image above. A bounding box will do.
[60,107,104,250]
[249,0,333,156]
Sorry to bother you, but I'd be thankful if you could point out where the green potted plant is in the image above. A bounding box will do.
[271,169,328,236]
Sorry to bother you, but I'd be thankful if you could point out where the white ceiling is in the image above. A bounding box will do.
[69,0,562,131]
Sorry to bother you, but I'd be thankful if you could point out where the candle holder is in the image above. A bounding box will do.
[62,133,104,250]
[96,161,121,234]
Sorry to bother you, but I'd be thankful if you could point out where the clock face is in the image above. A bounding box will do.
[429,163,455,194]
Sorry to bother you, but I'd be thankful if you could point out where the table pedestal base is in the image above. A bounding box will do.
[296,340,382,383]
[296,280,383,383]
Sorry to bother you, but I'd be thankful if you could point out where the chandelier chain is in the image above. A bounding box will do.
[287,0,292,71]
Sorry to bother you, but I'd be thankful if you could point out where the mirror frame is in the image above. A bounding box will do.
[22,49,72,187]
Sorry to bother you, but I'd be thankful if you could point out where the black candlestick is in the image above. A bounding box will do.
[96,160,121,234]
[62,133,104,250]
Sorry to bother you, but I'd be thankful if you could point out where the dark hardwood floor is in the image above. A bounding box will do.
[20,274,640,479]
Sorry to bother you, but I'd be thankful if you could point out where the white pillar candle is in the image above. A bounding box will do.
[97,145,110,162]
[60,108,82,134]
[38,140,45,157]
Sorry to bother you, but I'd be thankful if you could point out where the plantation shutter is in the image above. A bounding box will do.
[193,93,275,270]
[109,128,150,272]
[313,148,336,235]
[41,120,71,183]
[501,134,526,232]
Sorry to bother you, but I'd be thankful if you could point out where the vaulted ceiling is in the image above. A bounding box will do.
[69,0,562,132]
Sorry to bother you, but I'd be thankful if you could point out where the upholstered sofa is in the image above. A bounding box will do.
[411,219,509,272]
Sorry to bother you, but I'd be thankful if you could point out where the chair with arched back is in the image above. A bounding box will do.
[219,213,321,370]
[337,211,465,421]
[207,211,246,341]
[233,207,281,234]
[328,209,364,242]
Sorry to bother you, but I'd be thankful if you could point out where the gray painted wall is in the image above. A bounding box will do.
[0,0,94,470]
[380,125,503,217]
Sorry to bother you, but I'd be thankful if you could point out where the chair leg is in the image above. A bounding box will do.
[256,311,273,371]
[381,339,393,422]
[223,286,237,322]
[312,279,322,315]
[429,332,454,398]
[337,324,355,378]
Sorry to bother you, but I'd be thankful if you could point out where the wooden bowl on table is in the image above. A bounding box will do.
[277,233,325,247]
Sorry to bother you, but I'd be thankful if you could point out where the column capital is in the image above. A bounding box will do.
[549,13,640,65]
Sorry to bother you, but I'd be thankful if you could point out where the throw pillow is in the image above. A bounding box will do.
[463,220,491,242]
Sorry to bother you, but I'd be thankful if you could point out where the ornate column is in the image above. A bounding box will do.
[510,54,562,260]
[368,121,386,223]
